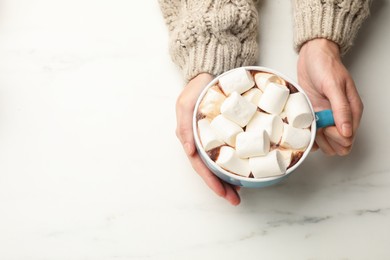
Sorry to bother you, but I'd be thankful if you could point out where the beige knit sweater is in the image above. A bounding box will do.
[159,0,371,81]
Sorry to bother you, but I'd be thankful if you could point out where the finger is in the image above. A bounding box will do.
[175,75,214,156]
[189,152,242,205]
[175,92,197,156]
[188,152,227,198]
[315,129,336,155]
[222,182,241,206]
[323,126,353,148]
[326,137,352,156]
[176,110,196,156]
[323,82,353,138]
[346,80,364,132]
[311,142,319,152]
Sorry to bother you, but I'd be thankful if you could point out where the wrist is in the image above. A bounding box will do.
[190,73,214,85]
[300,38,341,59]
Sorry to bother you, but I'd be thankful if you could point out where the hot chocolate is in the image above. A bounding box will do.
[196,67,314,179]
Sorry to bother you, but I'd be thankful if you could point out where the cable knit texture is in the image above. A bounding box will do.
[293,0,371,55]
[159,0,371,81]
[158,0,259,81]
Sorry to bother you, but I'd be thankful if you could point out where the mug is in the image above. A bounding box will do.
[192,66,335,188]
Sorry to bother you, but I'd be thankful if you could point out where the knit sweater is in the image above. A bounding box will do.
[159,0,371,82]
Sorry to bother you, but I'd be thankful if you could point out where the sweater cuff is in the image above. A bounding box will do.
[171,35,258,82]
[293,0,371,55]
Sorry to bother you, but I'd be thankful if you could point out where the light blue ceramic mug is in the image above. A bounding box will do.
[193,66,335,188]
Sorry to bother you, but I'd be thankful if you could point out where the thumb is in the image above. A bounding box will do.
[324,85,353,138]
[176,99,197,157]
[176,73,215,156]
[176,91,195,156]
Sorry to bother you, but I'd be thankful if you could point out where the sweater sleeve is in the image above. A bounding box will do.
[158,0,259,82]
[292,0,371,55]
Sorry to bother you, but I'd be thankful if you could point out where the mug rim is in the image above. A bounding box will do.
[192,66,317,184]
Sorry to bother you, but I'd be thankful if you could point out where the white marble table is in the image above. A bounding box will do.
[0,1,389,259]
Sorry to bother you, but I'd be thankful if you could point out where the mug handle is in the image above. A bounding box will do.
[315,109,335,129]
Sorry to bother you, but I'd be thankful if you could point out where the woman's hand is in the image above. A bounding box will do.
[175,73,241,205]
[297,39,364,155]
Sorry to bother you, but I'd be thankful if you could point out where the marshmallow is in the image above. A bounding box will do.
[246,111,283,144]
[277,148,293,170]
[236,130,270,158]
[258,83,290,115]
[279,111,288,125]
[242,87,263,105]
[197,118,224,151]
[280,123,311,150]
[216,146,251,177]
[199,86,226,119]
[249,150,286,178]
[284,92,314,128]
[220,92,257,127]
[210,115,243,147]
[219,68,255,95]
[254,72,286,91]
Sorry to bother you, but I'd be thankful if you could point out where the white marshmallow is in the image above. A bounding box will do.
[254,72,285,91]
[242,87,263,106]
[219,68,255,95]
[246,112,283,144]
[199,86,226,120]
[277,148,293,170]
[210,115,243,147]
[235,130,270,158]
[258,83,290,115]
[249,150,286,178]
[279,110,287,121]
[284,92,314,128]
[216,146,251,177]
[197,118,224,151]
[280,123,311,150]
[220,92,257,127]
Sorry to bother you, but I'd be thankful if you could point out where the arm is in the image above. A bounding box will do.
[159,0,259,205]
[292,0,371,155]
[158,0,259,81]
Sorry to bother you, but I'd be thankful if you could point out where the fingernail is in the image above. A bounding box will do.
[342,123,352,137]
